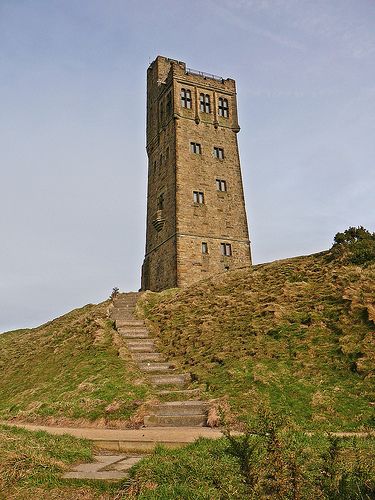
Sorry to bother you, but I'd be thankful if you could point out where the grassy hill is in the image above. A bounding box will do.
[0,302,150,425]
[138,251,375,431]
[1,251,373,432]
[1,249,374,498]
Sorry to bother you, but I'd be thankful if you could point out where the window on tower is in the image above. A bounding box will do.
[199,93,211,113]
[213,147,224,159]
[166,92,172,115]
[202,242,208,254]
[193,191,204,204]
[218,97,229,117]
[220,242,232,256]
[181,88,192,108]
[216,179,227,192]
[190,142,201,154]
[157,193,165,210]
[159,101,164,123]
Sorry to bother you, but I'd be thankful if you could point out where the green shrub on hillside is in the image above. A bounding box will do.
[127,409,375,499]
[332,226,375,265]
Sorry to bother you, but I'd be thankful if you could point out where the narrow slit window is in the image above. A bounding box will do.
[157,193,165,210]
[166,92,172,115]
[181,88,192,109]
[193,191,204,204]
[159,101,164,123]
[220,242,232,256]
[202,242,208,254]
[218,97,229,117]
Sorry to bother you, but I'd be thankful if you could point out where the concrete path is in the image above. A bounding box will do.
[63,454,143,480]
[2,421,224,451]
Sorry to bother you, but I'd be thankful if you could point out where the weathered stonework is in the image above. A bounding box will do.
[141,56,251,291]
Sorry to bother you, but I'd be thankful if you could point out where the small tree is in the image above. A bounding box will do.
[331,226,375,265]
[110,287,119,300]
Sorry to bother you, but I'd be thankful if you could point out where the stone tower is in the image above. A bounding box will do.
[141,56,251,291]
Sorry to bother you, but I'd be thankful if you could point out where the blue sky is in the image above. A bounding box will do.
[1,0,374,332]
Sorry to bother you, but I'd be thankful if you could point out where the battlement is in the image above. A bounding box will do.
[186,67,224,82]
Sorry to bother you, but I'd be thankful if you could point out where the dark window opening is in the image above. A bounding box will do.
[218,97,229,117]
[199,93,210,113]
[181,88,192,109]
[216,179,227,192]
[202,242,208,254]
[214,147,224,159]
[157,193,165,210]
[193,191,204,204]
[221,242,232,256]
[190,142,201,154]
[166,92,172,115]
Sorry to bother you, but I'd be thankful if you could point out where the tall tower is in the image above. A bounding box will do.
[141,56,251,291]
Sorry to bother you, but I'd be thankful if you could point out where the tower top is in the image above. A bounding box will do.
[148,55,235,86]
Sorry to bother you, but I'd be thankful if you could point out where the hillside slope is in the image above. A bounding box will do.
[139,252,375,431]
[0,302,150,425]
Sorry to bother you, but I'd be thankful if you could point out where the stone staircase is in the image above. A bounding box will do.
[110,292,209,427]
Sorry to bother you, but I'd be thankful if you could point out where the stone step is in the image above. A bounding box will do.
[131,352,165,362]
[113,303,138,309]
[119,330,149,339]
[144,414,207,427]
[156,387,202,397]
[126,339,155,347]
[149,373,190,386]
[62,454,143,480]
[126,340,156,353]
[149,401,209,416]
[139,362,174,373]
[118,326,148,334]
[127,344,156,353]
[116,320,145,328]
[113,298,140,306]
[111,308,136,317]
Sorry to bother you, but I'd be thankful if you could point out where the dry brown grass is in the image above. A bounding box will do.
[139,252,375,431]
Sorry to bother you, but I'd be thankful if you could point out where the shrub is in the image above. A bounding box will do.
[331,226,375,265]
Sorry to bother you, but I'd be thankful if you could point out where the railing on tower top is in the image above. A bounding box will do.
[186,67,224,82]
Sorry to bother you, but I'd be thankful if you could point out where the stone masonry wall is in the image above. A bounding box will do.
[141,56,251,291]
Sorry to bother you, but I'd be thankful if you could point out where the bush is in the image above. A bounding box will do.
[126,408,375,499]
[331,226,375,265]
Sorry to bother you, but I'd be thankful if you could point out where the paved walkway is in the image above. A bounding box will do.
[63,454,144,480]
[2,421,224,451]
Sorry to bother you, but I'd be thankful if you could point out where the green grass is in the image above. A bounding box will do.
[0,424,119,499]
[127,432,375,499]
[0,302,150,424]
[138,252,375,431]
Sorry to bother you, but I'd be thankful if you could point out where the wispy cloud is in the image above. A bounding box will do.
[209,0,305,51]
[212,0,375,59]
